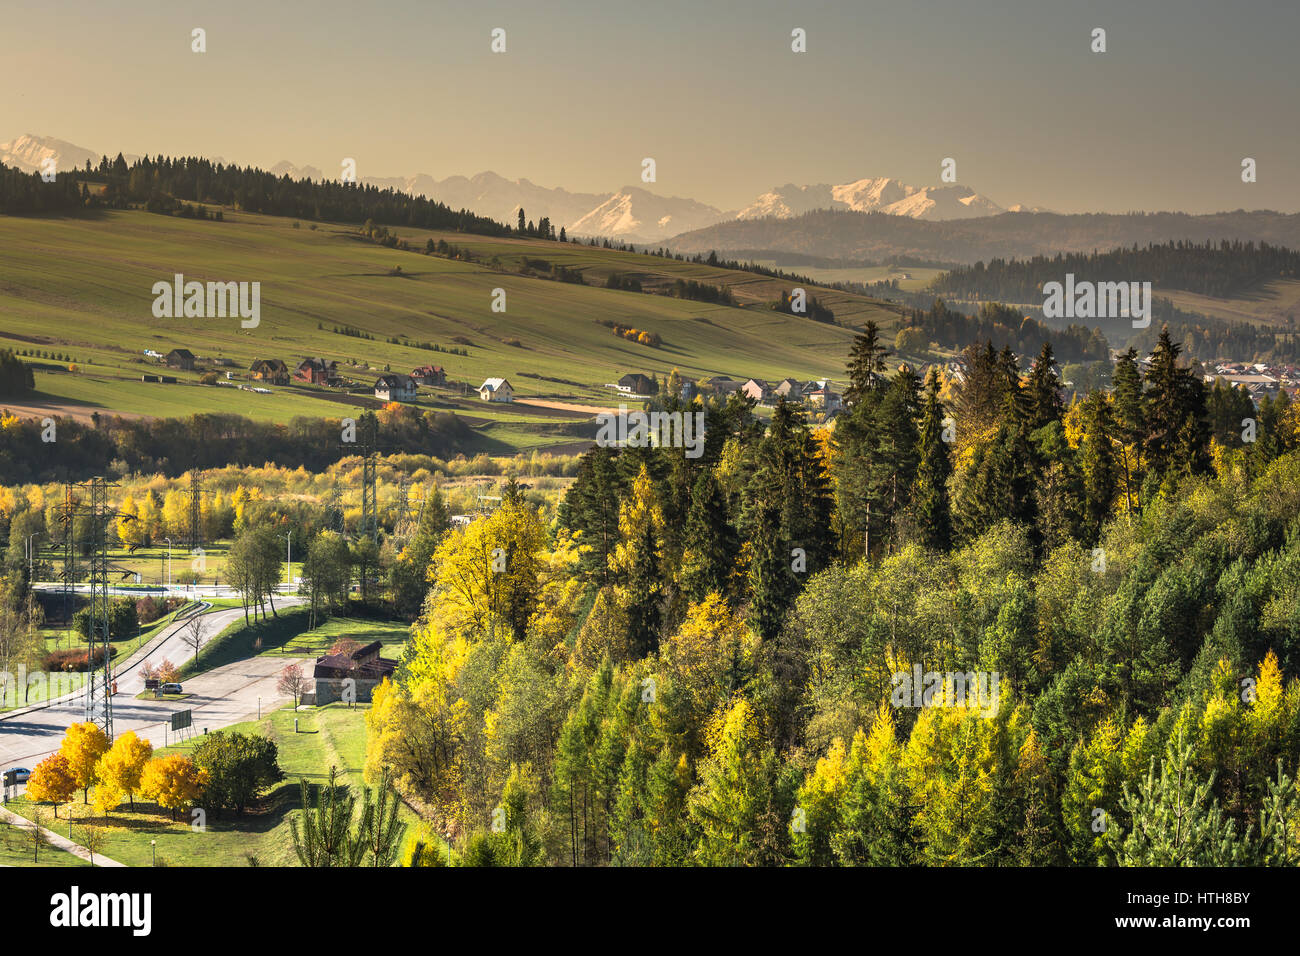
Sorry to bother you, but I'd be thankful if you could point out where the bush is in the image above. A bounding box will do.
[136,596,184,625]
[42,646,117,672]
[190,731,284,816]
[73,598,138,641]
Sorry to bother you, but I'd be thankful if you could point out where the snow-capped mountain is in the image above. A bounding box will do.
[4,134,1012,239]
[737,177,1005,222]
[566,187,728,243]
[0,134,138,173]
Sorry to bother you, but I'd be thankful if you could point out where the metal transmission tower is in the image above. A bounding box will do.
[326,484,345,534]
[58,483,78,627]
[186,469,207,553]
[79,477,131,741]
[360,452,378,544]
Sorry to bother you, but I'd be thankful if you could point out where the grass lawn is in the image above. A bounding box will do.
[274,616,410,660]
[4,701,417,867]
[176,605,315,679]
[1,603,200,712]
[0,816,87,867]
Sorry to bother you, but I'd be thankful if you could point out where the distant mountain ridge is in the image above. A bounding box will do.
[664,207,1300,267]
[737,177,1005,221]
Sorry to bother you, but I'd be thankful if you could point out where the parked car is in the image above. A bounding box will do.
[4,767,31,784]
[160,682,183,694]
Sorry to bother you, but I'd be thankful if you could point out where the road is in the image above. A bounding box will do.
[0,601,305,769]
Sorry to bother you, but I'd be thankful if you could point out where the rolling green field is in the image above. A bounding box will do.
[1162,278,1300,328]
[0,208,901,452]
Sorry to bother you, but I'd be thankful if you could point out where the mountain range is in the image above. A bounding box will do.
[2,134,1011,243]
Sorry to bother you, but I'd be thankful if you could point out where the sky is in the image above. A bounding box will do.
[3,0,1298,214]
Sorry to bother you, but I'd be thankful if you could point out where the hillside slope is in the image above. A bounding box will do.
[0,209,897,444]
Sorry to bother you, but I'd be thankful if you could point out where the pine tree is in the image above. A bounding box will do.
[909,366,953,550]
[1113,730,1250,866]
[1027,342,1064,429]
[679,469,738,605]
[1078,392,1118,540]
[844,320,890,406]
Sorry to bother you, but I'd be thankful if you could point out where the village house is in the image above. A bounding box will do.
[165,348,196,371]
[678,377,699,402]
[374,373,417,401]
[479,377,514,402]
[249,358,290,385]
[296,357,339,386]
[617,372,657,396]
[741,378,772,403]
[411,365,446,386]
[308,641,397,705]
[702,375,742,396]
[774,378,803,402]
[805,383,843,412]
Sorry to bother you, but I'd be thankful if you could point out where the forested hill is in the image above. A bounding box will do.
[665,208,1300,265]
[930,241,1300,303]
[0,155,510,235]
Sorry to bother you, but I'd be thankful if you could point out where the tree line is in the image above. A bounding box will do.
[362,320,1300,865]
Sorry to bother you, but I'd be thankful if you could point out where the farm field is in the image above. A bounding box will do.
[1162,278,1300,329]
[0,208,896,453]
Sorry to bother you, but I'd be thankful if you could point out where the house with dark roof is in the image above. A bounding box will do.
[375,373,417,401]
[249,358,289,384]
[309,640,396,704]
[412,365,446,386]
[741,378,772,403]
[165,348,196,371]
[296,357,339,385]
[617,372,657,395]
[774,378,804,402]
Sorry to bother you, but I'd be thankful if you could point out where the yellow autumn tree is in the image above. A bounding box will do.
[26,753,77,817]
[793,735,849,864]
[140,755,208,820]
[116,494,143,549]
[95,730,153,810]
[660,593,758,741]
[428,500,545,642]
[161,488,188,538]
[60,721,109,802]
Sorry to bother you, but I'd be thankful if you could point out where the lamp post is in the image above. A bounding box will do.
[151,839,156,866]
[25,531,44,577]
[163,538,173,592]
[281,530,293,592]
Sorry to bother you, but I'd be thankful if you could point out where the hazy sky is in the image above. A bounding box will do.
[4,0,1298,214]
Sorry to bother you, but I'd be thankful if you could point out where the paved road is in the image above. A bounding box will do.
[0,601,305,768]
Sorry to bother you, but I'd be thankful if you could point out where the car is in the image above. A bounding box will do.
[4,767,31,784]
[160,682,183,694]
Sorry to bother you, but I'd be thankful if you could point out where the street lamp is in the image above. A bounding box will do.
[25,531,45,577]
[280,530,294,592]
[163,538,173,592]
[151,839,156,866]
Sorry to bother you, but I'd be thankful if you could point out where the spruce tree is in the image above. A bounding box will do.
[679,469,738,604]
[910,366,953,551]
